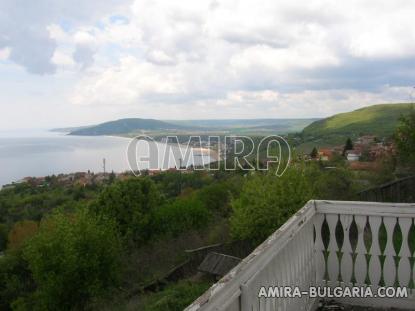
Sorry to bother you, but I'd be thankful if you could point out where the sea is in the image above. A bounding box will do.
[0,129,214,187]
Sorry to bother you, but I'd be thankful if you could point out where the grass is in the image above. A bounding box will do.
[96,279,212,311]
[138,279,212,311]
[303,103,414,140]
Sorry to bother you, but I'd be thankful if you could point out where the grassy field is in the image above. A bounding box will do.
[298,103,415,151]
[303,103,414,139]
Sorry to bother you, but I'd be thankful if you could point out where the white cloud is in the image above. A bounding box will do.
[51,50,76,67]
[0,47,11,60]
[0,0,131,73]
[71,56,185,106]
[1,0,415,129]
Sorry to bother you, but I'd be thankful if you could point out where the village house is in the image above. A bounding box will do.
[317,148,333,161]
[346,150,360,161]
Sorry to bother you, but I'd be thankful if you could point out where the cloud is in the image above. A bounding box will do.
[71,56,186,106]
[62,0,415,119]
[0,47,11,61]
[1,0,415,129]
[73,44,96,69]
[0,0,130,74]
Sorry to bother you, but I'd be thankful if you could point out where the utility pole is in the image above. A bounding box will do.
[179,158,182,194]
[103,158,106,175]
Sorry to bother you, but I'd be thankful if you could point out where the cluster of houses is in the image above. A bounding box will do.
[311,135,395,170]
[146,167,196,176]
[3,171,125,189]
[2,166,203,190]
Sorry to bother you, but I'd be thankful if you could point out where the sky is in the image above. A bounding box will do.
[1,0,415,130]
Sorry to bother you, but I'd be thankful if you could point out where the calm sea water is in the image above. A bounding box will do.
[0,130,213,187]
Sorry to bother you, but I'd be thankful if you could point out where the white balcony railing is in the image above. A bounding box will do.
[186,200,415,311]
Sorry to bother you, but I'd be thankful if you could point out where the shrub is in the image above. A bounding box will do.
[230,168,313,243]
[395,109,415,168]
[197,182,232,216]
[0,224,8,251]
[141,280,211,311]
[22,209,121,310]
[312,167,357,200]
[0,251,34,311]
[91,178,161,243]
[153,195,211,238]
[7,221,38,251]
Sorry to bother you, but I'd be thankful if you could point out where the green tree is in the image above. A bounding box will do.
[197,181,234,216]
[310,147,318,159]
[370,154,397,185]
[22,209,121,311]
[313,167,356,200]
[343,138,354,155]
[7,221,38,251]
[230,168,313,243]
[395,109,415,168]
[91,178,161,243]
[0,251,34,311]
[153,195,211,238]
[0,224,8,251]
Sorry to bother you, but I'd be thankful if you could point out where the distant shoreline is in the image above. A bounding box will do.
[61,130,222,162]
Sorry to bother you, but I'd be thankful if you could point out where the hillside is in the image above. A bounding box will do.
[67,118,318,136]
[69,118,189,135]
[302,103,414,141]
[166,118,318,130]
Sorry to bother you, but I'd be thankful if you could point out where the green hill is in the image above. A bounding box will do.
[69,118,189,136]
[302,103,414,142]
[67,118,318,136]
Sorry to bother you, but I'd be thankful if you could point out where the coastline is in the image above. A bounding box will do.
[95,132,222,162]
[191,147,221,161]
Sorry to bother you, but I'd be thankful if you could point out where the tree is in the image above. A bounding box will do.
[197,181,233,216]
[313,167,356,200]
[152,195,211,238]
[370,154,397,185]
[310,147,318,159]
[395,109,415,168]
[0,224,8,251]
[7,220,39,251]
[343,138,354,155]
[230,167,313,243]
[22,209,121,310]
[0,250,34,311]
[108,171,116,184]
[91,178,161,243]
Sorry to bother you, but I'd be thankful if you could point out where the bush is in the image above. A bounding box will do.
[312,167,357,200]
[230,168,313,243]
[22,209,121,310]
[7,221,38,251]
[141,280,211,311]
[0,251,34,311]
[0,224,8,251]
[91,178,161,243]
[395,109,415,168]
[153,195,211,238]
[197,182,232,216]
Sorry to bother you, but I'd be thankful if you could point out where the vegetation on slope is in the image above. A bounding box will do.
[70,118,189,136]
[302,103,414,141]
[67,118,319,136]
[2,113,415,310]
